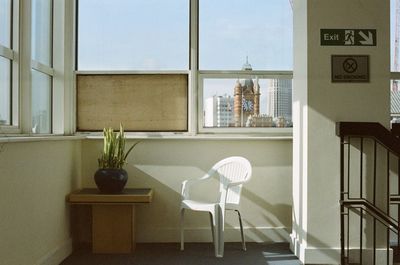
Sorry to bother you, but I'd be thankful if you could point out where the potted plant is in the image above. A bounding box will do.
[95,124,139,193]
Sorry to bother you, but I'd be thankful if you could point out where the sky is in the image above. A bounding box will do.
[78,0,293,71]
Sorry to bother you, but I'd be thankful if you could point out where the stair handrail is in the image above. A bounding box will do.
[341,198,399,233]
[337,121,400,265]
[336,122,400,157]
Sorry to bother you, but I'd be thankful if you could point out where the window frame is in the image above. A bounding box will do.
[196,0,293,134]
[74,70,190,132]
[198,70,293,134]
[0,0,20,134]
[0,0,74,136]
[73,0,294,135]
[74,0,193,133]
[30,0,54,134]
[75,0,190,72]
[391,0,400,123]
[0,0,19,133]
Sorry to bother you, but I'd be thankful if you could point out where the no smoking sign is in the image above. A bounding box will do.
[331,55,369,83]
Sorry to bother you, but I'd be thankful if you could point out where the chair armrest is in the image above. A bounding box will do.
[181,173,212,200]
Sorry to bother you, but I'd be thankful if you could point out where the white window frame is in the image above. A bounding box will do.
[390,73,400,121]
[30,0,54,134]
[75,0,192,134]
[391,0,400,121]
[198,71,293,134]
[73,0,293,136]
[0,0,74,136]
[195,0,293,134]
[0,0,19,134]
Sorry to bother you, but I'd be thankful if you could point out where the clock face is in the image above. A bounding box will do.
[242,99,253,112]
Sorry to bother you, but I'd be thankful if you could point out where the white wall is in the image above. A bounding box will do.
[81,139,293,243]
[0,136,292,265]
[0,140,81,265]
[292,0,390,264]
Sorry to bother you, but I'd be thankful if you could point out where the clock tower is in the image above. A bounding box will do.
[233,58,260,127]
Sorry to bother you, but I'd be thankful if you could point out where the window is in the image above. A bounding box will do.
[76,0,190,132]
[77,0,189,71]
[392,0,400,123]
[0,0,17,127]
[31,70,52,133]
[0,0,12,48]
[76,74,188,131]
[0,0,68,135]
[199,0,293,71]
[76,0,293,133]
[31,0,53,134]
[201,76,292,128]
[198,0,293,131]
[0,57,11,125]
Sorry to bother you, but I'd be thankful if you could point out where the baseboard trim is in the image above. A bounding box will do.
[290,234,392,265]
[136,227,290,243]
[35,238,72,265]
[290,234,340,264]
[346,248,393,265]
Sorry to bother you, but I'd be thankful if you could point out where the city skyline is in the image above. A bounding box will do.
[203,71,292,128]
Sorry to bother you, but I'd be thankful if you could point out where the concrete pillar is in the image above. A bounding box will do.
[291,0,390,264]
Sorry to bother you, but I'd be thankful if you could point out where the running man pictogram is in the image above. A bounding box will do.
[344,30,354,45]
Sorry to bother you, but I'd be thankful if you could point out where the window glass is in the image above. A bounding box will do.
[32,0,52,66]
[0,0,11,48]
[203,77,292,128]
[0,56,11,125]
[199,0,293,70]
[392,0,398,71]
[77,0,189,70]
[76,74,188,131]
[391,80,400,124]
[31,70,51,134]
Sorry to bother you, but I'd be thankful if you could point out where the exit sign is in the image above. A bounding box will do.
[320,29,376,46]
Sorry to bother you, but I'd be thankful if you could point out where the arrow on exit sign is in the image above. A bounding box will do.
[320,29,376,46]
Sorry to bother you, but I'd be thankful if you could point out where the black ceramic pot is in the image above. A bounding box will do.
[94,168,128,194]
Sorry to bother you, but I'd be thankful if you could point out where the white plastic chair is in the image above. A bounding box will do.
[180,156,252,258]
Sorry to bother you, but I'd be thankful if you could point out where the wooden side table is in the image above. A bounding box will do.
[68,188,153,254]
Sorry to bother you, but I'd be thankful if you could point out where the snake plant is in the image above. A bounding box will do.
[98,124,138,169]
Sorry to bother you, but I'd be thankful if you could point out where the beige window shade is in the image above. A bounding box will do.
[76,74,188,131]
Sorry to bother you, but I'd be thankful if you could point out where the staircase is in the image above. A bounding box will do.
[337,122,400,265]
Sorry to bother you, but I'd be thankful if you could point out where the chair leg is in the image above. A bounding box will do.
[235,210,246,251]
[209,212,215,245]
[209,211,219,257]
[215,204,224,258]
[180,208,185,251]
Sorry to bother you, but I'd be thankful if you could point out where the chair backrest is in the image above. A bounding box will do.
[210,156,252,206]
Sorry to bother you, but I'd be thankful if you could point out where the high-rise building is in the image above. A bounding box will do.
[204,95,234,127]
[267,79,292,125]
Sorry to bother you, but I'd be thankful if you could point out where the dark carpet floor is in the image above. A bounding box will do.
[60,242,301,265]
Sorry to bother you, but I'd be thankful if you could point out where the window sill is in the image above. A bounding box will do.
[82,132,292,141]
[0,134,85,143]
[0,132,293,143]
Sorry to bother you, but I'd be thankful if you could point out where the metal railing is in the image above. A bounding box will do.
[337,122,400,265]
